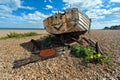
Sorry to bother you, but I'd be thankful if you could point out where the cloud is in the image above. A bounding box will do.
[51,10,58,14]
[110,0,120,3]
[44,0,47,2]
[85,7,120,19]
[91,19,120,29]
[109,7,120,15]
[21,11,49,28]
[62,0,119,19]
[20,6,35,10]
[62,0,120,29]
[44,0,52,3]
[0,10,49,28]
[63,3,71,10]
[85,7,120,29]
[86,8,107,19]
[45,5,53,9]
[0,0,21,15]
[0,0,48,28]
[62,0,117,15]
[63,0,102,9]
[62,0,105,19]
[22,11,48,22]
[49,0,52,3]
[0,10,48,24]
[0,0,35,15]
[0,0,36,21]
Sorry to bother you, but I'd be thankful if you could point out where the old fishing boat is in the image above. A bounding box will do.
[43,8,91,34]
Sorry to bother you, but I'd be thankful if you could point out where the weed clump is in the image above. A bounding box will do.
[71,45,112,65]
[0,32,39,40]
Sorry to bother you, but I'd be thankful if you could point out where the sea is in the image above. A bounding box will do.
[0,28,44,30]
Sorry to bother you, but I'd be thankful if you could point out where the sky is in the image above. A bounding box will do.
[0,0,120,29]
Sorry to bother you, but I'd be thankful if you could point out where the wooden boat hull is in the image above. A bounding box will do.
[43,8,91,34]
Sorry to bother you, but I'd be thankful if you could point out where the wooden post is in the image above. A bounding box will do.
[96,42,104,54]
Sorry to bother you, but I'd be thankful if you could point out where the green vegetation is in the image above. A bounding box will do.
[71,45,113,65]
[41,35,61,48]
[0,32,39,40]
[42,35,53,47]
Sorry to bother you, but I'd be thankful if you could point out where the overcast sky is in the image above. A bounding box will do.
[0,0,120,29]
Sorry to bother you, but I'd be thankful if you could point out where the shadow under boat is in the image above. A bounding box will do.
[13,31,86,68]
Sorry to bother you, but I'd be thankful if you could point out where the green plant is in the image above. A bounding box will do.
[0,32,39,40]
[71,45,112,65]
[42,35,53,47]
[7,32,22,38]
[23,32,38,37]
[102,53,113,65]
[0,36,9,40]
[40,35,60,48]
[71,45,86,57]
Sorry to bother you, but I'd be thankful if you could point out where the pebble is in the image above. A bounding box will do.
[0,31,120,79]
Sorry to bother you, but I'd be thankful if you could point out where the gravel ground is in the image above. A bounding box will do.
[0,30,120,80]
